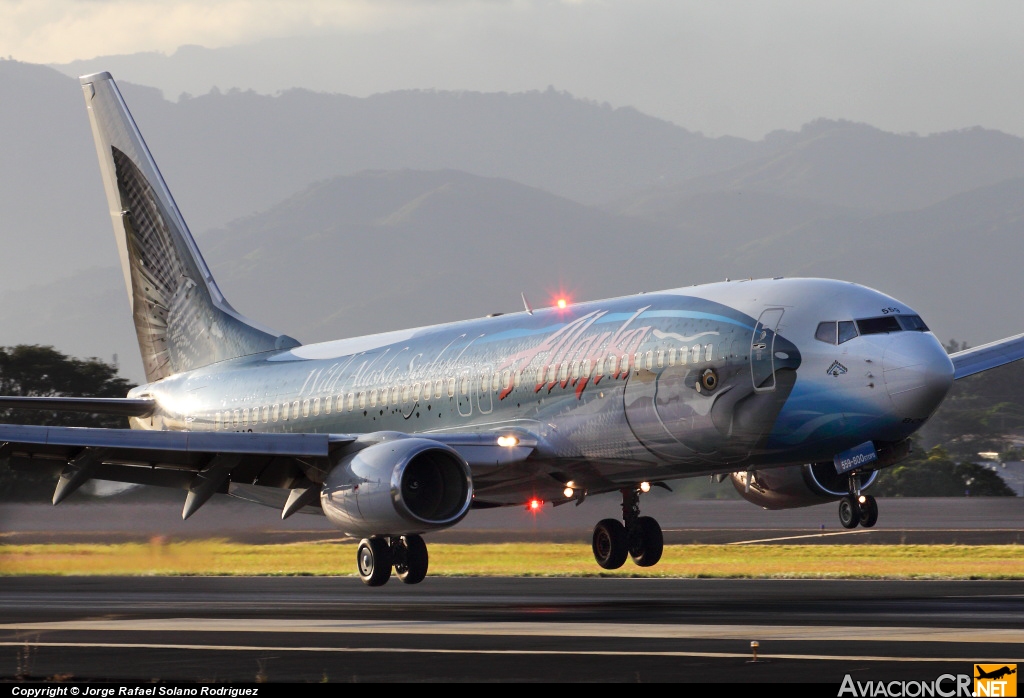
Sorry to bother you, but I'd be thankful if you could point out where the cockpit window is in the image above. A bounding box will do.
[815,321,836,344]
[816,315,927,345]
[897,314,929,331]
[857,316,903,335]
[838,321,858,344]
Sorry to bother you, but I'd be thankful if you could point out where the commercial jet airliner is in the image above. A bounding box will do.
[2,73,1023,586]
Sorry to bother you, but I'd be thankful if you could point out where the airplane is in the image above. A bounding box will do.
[2,71,1023,587]
[976,667,1017,680]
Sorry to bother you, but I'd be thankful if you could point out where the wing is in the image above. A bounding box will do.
[0,396,155,417]
[950,332,1024,379]
[0,423,536,519]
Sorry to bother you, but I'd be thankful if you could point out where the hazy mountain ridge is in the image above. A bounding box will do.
[4,60,1024,383]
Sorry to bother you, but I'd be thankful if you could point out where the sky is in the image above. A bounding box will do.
[3,0,1024,140]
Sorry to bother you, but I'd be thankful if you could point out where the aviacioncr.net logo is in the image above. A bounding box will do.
[839,674,973,697]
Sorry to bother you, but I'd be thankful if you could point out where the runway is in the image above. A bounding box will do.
[1,497,1022,683]
[1,576,1022,683]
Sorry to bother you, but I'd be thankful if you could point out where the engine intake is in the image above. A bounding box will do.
[321,434,473,536]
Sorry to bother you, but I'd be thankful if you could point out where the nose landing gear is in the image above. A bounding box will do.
[592,485,665,569]
[837,474,878,530]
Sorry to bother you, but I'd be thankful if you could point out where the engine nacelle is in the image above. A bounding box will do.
[730,439,910,509]
[321,433,473,536]
[731,463,880,510]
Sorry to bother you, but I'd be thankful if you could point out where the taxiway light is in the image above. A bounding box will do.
[639,481,651,493]
[497,435,519,448]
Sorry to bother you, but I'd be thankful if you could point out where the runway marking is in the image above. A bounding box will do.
[2,619,1021,644]
[0,641,1019,664]
[727,530,875,545]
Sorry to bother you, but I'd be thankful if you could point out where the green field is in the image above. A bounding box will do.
[2,540,1023,579]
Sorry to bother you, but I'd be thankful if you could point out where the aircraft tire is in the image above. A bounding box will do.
[859,495,879,528]
[838,496,860,529]
[357,537,393,586]
[592,518,628,570]
[395,534,429,585]
[630,516,664,567]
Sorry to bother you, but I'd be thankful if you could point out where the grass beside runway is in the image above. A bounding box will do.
[1,540,1023,578]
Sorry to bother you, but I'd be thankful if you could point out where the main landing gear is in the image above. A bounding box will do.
[837,474,878,530]
[356,534,429,586]
[592,485,664,569]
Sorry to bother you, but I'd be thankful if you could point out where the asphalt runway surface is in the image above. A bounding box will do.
[1,496,1021,683]
[0,577,1021,683]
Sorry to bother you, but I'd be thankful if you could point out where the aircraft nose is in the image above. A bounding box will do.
[882,333,954,418]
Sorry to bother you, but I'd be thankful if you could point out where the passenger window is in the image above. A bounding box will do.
[272,404,279,422]
[448,378,456,397]
[313,398,320,416]
[292,400,300,418]
[215,413,222,430]
[559,363,569,381]
[815,321,837,344]
[570,361,580,380]
[645,351,653,370]
[402,385,410,403]
[435,380,443,399]
[581,359,591,378]
[357,392,366,410]
[323,395,332,414]
[281,403,289,421]
[512,371,522,388]
[704,344,713,362]
[501,370,511,390]
[491,373,500,391]
[302,399,310,418]
[838,321,858,344]
[233,410,240,427]
[346,393,354,411]
[679,346,687,365]
[691,345,701,364]
[607,355,617,374]
[668,347,677,366]
[656,350,664,368]
[369,389,378,408]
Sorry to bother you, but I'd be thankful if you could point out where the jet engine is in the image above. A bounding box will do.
[320,433,473,536]
[730,462,879,510]
[730,439,911,509]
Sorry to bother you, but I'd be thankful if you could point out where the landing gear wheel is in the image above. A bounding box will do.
[858,495,878,528]
[838,496,860,529]
[394,534,429,585]
[629,516,664,567]
[357,537,393,586]
[592,518,628,570]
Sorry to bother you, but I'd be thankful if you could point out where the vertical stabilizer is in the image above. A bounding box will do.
[79,72,299,383]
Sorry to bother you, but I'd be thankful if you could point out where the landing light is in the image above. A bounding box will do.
[563,487,574,499]
[497,435,519,448]
[858,495,867,504]
[640,481,651,493]
[557,298,567,309]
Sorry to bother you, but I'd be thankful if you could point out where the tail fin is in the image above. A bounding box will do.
[79,72,299,383]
